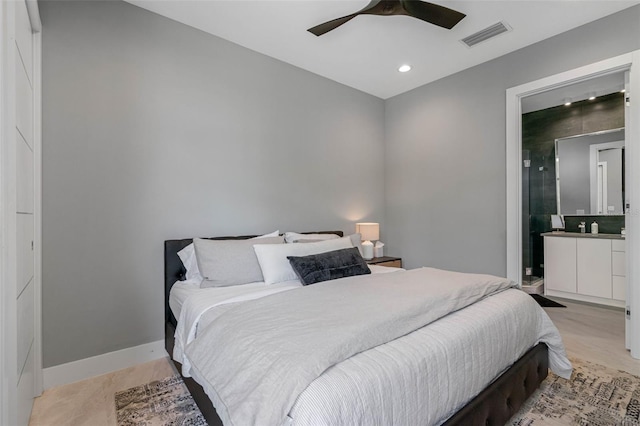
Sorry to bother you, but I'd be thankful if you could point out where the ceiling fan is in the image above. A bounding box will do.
[308,0,466,37]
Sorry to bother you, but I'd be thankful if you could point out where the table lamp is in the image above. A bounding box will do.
[356,222,379,260]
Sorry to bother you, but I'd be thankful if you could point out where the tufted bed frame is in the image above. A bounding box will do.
[164,232,549,426]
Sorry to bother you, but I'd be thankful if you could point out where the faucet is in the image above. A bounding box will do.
[578,222,586,233]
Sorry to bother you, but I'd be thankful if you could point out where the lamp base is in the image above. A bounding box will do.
[362,240,374,260]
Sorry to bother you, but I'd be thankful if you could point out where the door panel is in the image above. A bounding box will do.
[544,237,577,293]
[15,55,33,148]
[17,345,35,426]
[577,239,612,298]
[17,134,33,213]
[17,213,34,296]
[17,281,34,376]
[14,0,32,84]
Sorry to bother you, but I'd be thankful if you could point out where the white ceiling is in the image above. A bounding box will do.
[125,0,640,99]
[522,71,626,113]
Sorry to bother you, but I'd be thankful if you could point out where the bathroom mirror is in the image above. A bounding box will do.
[555,128,625,215]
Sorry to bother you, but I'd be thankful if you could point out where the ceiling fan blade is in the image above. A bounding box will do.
[401,1,466,29]
[308,14,358,36]
[308,1,382,36]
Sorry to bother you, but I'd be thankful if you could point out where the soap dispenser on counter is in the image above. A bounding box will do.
[591,221,599,234]
[579,222,586,233]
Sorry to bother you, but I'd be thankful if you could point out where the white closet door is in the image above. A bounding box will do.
[14,1,38,424]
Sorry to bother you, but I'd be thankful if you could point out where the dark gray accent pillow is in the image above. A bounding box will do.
[287,247,371,285]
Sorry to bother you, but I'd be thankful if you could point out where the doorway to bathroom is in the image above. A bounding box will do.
[506,51,640,359]
[520,87,626,295]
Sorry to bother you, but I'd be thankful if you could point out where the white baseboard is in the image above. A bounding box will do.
[43,340,167,390]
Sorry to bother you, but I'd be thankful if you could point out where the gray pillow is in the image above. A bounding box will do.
[287,247,371,285]
[194,236,284,287]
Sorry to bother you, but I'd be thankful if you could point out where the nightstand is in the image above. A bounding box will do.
[366,256,403,268]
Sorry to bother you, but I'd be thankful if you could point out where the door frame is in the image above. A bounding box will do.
[506,50,640,358]
[590,140,625,215]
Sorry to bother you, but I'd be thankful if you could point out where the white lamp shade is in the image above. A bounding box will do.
[356,222,379,241]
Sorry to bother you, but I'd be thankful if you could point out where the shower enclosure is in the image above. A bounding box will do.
[522,149,554,290]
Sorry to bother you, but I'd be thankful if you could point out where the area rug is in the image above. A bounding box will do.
[116,359,639,426]
[510,358,640,425]
[115,375,207,426]
[530,294,566,308]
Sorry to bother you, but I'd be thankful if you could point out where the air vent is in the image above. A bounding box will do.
[461,22,511,47]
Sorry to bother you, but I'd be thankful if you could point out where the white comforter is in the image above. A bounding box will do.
[173,265,401,372]
[173,268,571,426]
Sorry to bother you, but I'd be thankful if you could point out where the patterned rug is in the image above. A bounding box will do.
[116,359,640,426]
[115,375,206,426]
[511,358,640,425]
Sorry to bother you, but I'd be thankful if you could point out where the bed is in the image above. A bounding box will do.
[164,231,570,426]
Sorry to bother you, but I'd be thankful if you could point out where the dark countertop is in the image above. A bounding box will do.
[541,231,625,240]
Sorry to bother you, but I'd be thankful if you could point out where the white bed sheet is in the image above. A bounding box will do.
[168,279,202,319]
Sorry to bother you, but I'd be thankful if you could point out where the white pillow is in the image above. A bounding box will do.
[195,236,284,287]
[177,244,202,281]
[284,232,340,243]
[349,233,363,256]
[254,236,353,285]
[177,230,279,283]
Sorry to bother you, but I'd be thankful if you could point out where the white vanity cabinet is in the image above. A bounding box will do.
[543,234,625,308]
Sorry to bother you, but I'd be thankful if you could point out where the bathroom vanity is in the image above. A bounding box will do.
[543,232,626,308]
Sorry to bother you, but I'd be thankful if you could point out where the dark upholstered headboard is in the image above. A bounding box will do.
[164,231,344,326]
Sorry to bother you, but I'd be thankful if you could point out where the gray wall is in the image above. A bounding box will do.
[384,5,640,274]
[40,1,640,366]
[40,1,385,367]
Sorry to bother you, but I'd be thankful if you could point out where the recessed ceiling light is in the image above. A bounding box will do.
[398,65,412,73]
[588,96,596,101]
[563,98,572,106]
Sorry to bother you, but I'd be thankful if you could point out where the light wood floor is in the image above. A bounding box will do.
[28,357,177,426]
[544,298,640,375]
[29,298,640,426]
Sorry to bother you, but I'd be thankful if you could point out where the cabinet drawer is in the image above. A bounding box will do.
[612,240,626,252]
[613,275,626,301]
[612,251,626,276]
